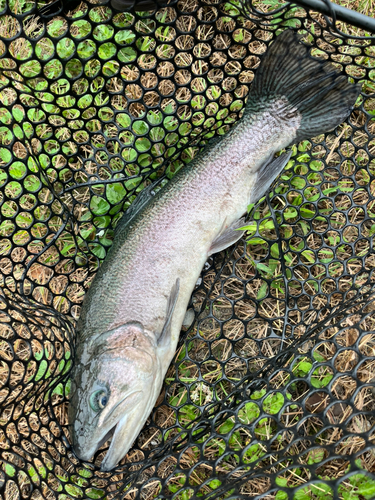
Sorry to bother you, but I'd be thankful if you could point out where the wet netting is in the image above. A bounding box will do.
[1,0,375,498]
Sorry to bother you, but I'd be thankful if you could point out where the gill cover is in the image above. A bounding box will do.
[68,321,160,470]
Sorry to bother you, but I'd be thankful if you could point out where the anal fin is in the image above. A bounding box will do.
[250,151,292,204]
[208,217,246,256]
[208,152,290,257]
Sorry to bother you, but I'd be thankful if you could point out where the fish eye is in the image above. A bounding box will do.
[89,389,108,412]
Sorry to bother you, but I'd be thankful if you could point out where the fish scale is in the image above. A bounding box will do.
[78,105,296,339]
[69,29,361,472]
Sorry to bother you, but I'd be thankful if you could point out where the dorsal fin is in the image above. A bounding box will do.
[115,180,161,235]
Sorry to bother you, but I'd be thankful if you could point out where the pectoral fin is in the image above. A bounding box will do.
[250,151,292,204]
[157,278,180,347]
[208,217,246,256]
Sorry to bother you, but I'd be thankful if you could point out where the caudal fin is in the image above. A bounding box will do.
[247,30,361,142]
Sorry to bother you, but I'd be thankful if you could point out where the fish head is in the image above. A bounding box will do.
[68,321,163,471]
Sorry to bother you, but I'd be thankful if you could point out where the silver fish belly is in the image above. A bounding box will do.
[68,29,360,471]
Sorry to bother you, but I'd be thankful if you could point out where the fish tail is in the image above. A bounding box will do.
[247,30,361,142]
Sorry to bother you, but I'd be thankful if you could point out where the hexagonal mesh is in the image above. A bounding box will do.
[0,0,375,498]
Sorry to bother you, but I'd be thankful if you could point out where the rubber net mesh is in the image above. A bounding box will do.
[0,0,375,498]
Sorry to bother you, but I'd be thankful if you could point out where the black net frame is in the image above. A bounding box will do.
[0,0,375,498]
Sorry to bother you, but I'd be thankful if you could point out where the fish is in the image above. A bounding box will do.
[68,30,360,471]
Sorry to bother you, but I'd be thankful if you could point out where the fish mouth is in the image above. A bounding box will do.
[100,416,128,471]
[96,424,116,450]
[97,391,142,458]
[74,423,117,462]
[72,391,142,463]
[100,393,145,471]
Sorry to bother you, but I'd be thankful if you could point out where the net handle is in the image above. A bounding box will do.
[292,0,375,32]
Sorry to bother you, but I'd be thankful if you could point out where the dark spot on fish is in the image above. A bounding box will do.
[129,334,137,347]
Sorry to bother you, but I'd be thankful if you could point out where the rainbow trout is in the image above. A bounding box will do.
[68,30,360,471]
